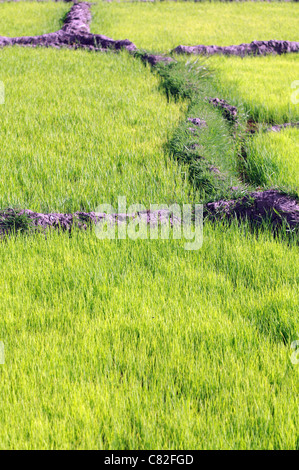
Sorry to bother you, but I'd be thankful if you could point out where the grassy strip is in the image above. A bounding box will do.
[90,1,299,52]
[137,54,249,203]
[0,1,70,37]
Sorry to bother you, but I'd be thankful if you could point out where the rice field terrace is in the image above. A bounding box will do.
[0,0,298,451]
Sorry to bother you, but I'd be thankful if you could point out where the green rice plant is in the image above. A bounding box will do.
[0,1,69,37]
[208,55,299,124]
[0,48,191,213]
[0,221,298,449]
[243,128,299,193]
[91,1,299,52]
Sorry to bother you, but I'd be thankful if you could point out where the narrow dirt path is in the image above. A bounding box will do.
[1,190,298,236]
[173,40,299,57]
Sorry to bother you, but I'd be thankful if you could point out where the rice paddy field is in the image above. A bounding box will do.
[208,54,299,124]
[1,224,298,449]
[0,48,189,212]
[0,2,69,36]
[91,2,299,52]
[0,0,298,451]
[245,128,299,192]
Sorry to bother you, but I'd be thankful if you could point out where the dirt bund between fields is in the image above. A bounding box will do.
[1,3,298,57]
[173,40,299,57]
[0,2,137,52]
[1,191,298,236]
[205,190,299,230]
[0,209,183,235]
[1,3,298,234]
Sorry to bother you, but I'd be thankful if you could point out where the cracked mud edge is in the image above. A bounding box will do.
[204,190,299,231]
[1,190,299,236]
[0,2,137,52]
[173,40,299,57]
[139,52,175,66]
[0,209,183,236]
